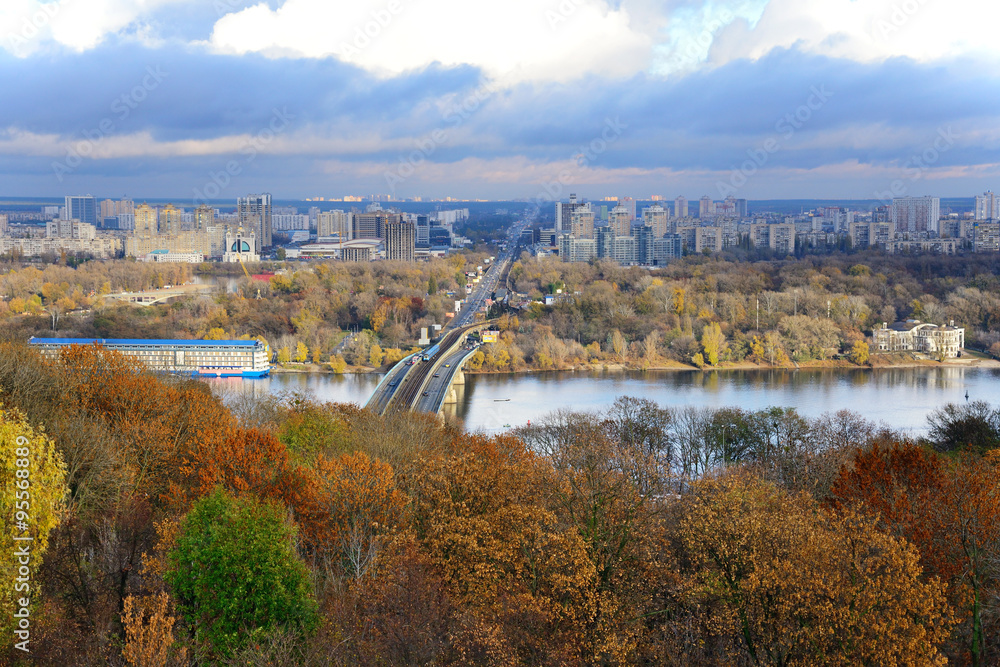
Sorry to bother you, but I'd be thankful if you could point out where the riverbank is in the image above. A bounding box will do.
[267,351,1000,376]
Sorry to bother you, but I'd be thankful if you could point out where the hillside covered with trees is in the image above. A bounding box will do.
[3,251,999,375]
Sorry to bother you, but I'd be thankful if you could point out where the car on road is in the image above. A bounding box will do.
[444,363,451,367]
[433,373,440,377]
[422,391,429,396]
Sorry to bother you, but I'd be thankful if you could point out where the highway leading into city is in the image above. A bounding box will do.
[367,216,530,416]
[447,217,530,330]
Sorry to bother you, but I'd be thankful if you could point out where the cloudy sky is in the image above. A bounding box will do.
[1,0,998,201]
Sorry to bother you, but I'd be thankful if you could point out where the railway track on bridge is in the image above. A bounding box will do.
[383,322,485,415]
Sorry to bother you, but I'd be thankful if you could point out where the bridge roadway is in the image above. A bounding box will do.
[412,343,482,414]
[365,321,489,416]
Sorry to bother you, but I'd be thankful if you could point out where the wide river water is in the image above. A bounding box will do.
[204,365,1000,436]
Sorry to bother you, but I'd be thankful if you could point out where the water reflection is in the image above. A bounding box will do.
[201,366,1000,436]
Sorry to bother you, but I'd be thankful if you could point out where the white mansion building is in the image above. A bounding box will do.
[873,320,965,358]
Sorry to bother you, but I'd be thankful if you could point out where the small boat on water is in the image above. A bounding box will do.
[494,398,511,402]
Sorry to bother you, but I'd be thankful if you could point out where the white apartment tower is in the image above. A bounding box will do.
[974,191,1000,220]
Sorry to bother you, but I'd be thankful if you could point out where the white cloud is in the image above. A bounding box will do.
[207,0,653,82]
[0,0,187,56]
[708,0,1000,68]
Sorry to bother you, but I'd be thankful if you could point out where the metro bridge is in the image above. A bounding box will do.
[365,321,493,417]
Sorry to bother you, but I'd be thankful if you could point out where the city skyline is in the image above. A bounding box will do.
[1,1,998,200]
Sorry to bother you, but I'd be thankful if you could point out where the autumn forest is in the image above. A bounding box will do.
[1,336,1000,665]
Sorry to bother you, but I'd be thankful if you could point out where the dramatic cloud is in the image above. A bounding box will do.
[0,0,998,198]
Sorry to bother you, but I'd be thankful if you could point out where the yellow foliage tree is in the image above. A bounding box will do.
[1,405,68,640]
[328,354,347,374]
[295,341,309,363]
[277,347,291,364]
[849,339,870,365]
[369,344,385,367]
[679,474,954,666]
[701,322,726,366]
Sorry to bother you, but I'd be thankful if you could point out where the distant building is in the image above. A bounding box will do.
[570,206,595,238]
[642,204,670,237]
[158,204,183,236]
[237,193,272,249]
[384,220,415,261]
[46,219,96,240]
[555,194,586,234]
[849,221,895,249]
[142,250,204,263]
[64,195,97,226]
[886,239,957,254]
[973,222,1000,252]
[317,210,352,240]
[891,196,940,234]
[223,228,260,263]
[559,234,598,263]
[699,196,715,218]
[0,214,7,236]
[974,190,1000,220]
[873,320,964,358]
[609,205,631,236]
[749,222,796,254]
[354,209,400,240]
[674,196,688,218]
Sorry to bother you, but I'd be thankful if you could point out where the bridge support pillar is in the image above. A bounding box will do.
[444,385,459,404]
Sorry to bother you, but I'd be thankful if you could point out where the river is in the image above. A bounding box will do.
[203,365,1000,435]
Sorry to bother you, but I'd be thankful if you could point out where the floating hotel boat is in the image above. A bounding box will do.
[28,337,271,378]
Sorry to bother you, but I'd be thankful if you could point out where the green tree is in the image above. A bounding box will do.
[165,489,318,656]
[427,276,438,295]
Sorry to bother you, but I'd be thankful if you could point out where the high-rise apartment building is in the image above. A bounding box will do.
[619,196,636,221]
[134,204,158,237]
[699,196,715,218]
[0,214,7,236]
[317,210,352,239]
[749,222,797,254]
[609,205,631,236]
[891,196,940,234]
[570,206,595,238]
[974,191,1000,220]
[642,204,670,237]
[237,193,273,249]
[675,196,688,218]
[194,205,215,231]
[554,194,586,234]
[158,204,183,236]
[384,221,415,262]
[64,195,97,226]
